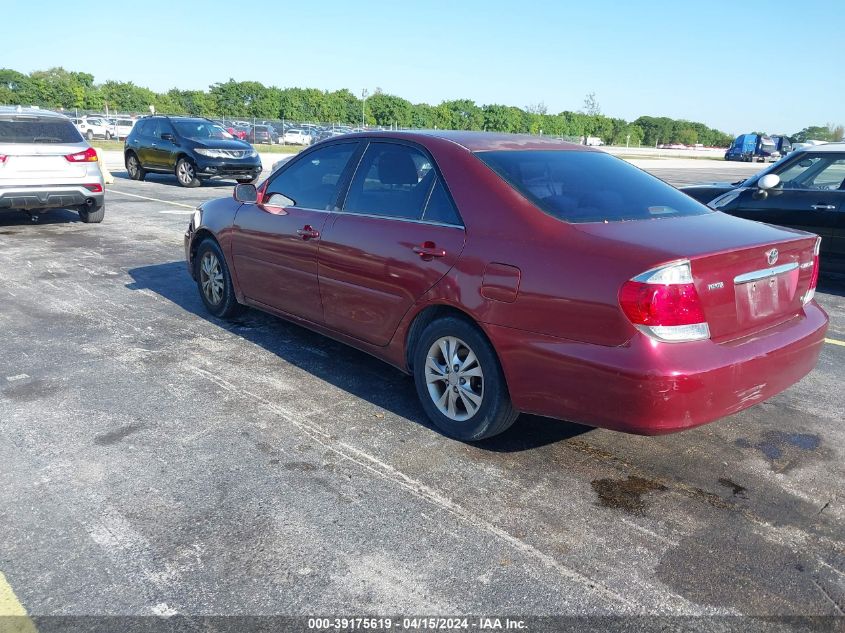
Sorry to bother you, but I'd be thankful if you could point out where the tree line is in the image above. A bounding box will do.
[2,67,742,146]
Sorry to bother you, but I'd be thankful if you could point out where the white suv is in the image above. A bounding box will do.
[0,107,105,222]
[73,115,111,140]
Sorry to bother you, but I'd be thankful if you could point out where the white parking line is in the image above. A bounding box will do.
[107,189,195,209]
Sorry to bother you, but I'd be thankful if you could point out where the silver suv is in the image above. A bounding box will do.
[0,107,105,222]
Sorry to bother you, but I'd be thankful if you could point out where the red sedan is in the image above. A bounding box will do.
[184,131,827,441]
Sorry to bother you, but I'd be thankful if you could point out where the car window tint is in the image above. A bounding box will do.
[0,117,83,144]
[423,179,462,225]
[476,150,710,223]
[775,155,845,190]
[344,143,434,220]
[265,142,356,210]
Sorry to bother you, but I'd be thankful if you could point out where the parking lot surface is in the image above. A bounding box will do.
[1,164,843,621]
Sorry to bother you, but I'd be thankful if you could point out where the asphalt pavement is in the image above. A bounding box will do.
[0,163,843,627]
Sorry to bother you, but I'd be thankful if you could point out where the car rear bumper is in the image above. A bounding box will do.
[0,185,104,211]
[489,302,829,434]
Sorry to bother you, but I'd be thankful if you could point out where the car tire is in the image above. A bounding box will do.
[105,131,112,140]
[78,205,105,223]
[125,152,146,181]
[176,158,201,188]
[412,316,518,441]
[86,130,94,141]
[195,238,244,319]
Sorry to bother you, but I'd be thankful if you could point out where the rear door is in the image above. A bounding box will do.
[230,141,360,323]
[730,153,845,260]
[318,140,466,346]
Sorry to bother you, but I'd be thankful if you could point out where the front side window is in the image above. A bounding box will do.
[476,150,711,223]
[343,143,435,220]
[774,155,845,190]
[0,117,83,144]
[265,142,357,210]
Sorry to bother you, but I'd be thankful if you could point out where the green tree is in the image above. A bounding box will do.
[367,92,413,127]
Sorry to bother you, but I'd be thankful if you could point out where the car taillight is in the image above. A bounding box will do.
[83,183,103,193]
[0,155,7,164]
[619,261,710,343]
[804,237,821,305]
[65,147,98,162]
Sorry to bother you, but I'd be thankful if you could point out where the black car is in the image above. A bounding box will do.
[124,116,262,187]
[683,144,845,272]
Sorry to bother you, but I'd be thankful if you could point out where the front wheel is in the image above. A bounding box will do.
[412,317,518,441]
[176,158,201,187]
[195,239,244,318]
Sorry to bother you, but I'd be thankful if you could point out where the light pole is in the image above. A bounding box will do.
[361,89,369,130]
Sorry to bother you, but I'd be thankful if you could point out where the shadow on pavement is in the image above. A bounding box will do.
[0,208,82,227]
[126,260,591,451]
[112,171,237,188]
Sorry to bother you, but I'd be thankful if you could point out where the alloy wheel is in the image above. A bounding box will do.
[127,155,139,177]
[178,161,195,185]
[199,252,224,306]
[424,336,484,422]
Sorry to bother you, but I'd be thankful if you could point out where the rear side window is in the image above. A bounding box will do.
[0,117,83,144]
[344,143,435,220]
[476,150,711,223]
[423,179,461,225]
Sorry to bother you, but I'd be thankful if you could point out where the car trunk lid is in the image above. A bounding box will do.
[0,144,89,180]
[577,212,819,342]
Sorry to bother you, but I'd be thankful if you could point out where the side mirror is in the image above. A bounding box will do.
[233,183,258,203]
[758,174,780,190]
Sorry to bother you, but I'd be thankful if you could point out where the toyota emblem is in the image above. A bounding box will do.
[766,248,779,265]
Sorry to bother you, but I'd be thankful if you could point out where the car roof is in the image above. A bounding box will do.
[0,106,70,120]
[342,130,595,152]
[795,142,845,153]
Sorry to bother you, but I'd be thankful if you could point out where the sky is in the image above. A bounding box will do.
[4,0,843,135]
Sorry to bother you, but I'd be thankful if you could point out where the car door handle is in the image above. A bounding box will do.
[296,225,320,240]
[811,204,835,210]
[412,242,447,258]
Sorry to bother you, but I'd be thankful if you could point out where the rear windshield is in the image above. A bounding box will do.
[0,117,83,144]
[476,150,711,223]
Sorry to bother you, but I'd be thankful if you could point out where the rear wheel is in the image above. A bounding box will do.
[195,239,244,318]
[176,157,201,187]
[86,130,94,141]
[412,317,518,441]
[105,131,112,140]
[78,205,105,223]
[126,152,146,181]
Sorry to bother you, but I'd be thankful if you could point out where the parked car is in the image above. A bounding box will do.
[108,117,136,140]
[0,107,105,222]
[725,133,780,162]
[124,116,262,187]
[282,128,312,145]
[683,142,845,272]
[184,131,826,441]
[248,124,276,144]
[73,116,111,140]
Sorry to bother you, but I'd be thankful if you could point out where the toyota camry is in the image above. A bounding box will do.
[184,131,828,441]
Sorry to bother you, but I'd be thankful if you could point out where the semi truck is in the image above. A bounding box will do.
[724,133,780,162]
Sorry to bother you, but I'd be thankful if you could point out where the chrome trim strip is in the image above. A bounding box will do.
[733,262,798,285]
